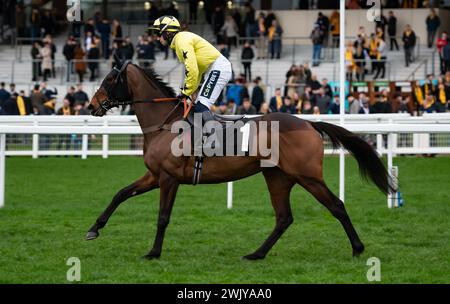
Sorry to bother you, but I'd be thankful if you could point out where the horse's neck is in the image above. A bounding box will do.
[133,100,183,132]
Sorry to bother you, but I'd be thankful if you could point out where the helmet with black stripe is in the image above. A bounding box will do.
[148,15,181,35]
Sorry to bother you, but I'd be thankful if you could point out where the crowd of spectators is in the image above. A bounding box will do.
[0,81,90,116]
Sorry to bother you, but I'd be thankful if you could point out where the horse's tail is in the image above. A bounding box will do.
[310,121,395,195]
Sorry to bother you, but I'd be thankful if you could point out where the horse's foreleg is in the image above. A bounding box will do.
[243,168,295,260]
[86,171,159,240]
[143,172,179,259]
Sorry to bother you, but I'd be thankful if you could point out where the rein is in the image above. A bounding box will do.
[100,61,193,132]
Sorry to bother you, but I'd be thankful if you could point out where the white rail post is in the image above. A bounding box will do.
[338,0,346,203]
[227,182,233,209]
[376,134,383,155]
[387,122,394,208]
[0,133,6,208]
[32,120,38,159]
[81,120,88,159]
[102,119,109,159]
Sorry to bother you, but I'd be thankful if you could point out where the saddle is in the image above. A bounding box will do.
[184,108,251,185]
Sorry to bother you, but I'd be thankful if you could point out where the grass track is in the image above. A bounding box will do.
[0,156,449,283]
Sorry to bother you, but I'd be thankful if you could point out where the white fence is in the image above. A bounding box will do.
[1,113,450,209]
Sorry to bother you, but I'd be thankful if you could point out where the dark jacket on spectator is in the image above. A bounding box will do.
[63,42,75,61]
[314,95,331,114]
[280,104,297,114]
[402,30,416,48]
[237,104,257,115]
[251,85,264,112]
[372,100,392,113]
[387,16,397,36]
[241,46,254,61]
[426,15,440,32]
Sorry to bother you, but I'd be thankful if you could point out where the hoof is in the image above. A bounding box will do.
[352,244,365,257]
[85,231,99,240]
[142,252,161,260]
[242,253,265,260]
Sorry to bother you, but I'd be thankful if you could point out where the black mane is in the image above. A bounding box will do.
[138,65,176,98]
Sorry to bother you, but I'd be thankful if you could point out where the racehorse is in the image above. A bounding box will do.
[86,56,394,260]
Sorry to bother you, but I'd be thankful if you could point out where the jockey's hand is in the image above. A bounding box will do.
[177,93,190,103]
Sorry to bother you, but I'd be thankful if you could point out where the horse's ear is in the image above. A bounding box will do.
[113,53,122,68]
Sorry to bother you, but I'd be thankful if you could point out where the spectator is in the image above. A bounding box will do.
[375,13,387,39]
[329,10,340,48]
[437,32,448,75]
[221,15,239,50]
[64,86,76,107]
[74,43,87,82]
[308,74,321,92]
[422,93,436,113]
[396,95,410,113]
[255,13,267,59]
[387,11,399,51]
[9,84,16,96]
[422,74,436,96]
[0,82,11,113]
[353,45,366,81]
[215,101,233,115]
[443,42,450,73]
[212,6,225,44]
[251,77,264,112]
[241,41,255,83]
[43,34,57,78]
[435,83,449,112]
[30,84,47,114]
[314,88,331,114]
[310,23,324,67]
[30,7,41,41]
[137,35,155,68]
[63,36,76,81]
[122,36,135,60]
[74,83,89,107]
[329,95,341,114]
[374,37,387,79]
[269,88,284,112]
[267,19,283,59]
[15,91,33,115]
[347,95,360,114]
[259,103,270,114]
[84,18,96,37]
[280,96,297,114]
[40,42,52,81]
[74,102,90,115]
[226,98,237,114]
[286,66,300,100]
[321,78,333,99]
[244,2,256,40]
[358,99,372,114]
[264,10,276,32]
[345,42,354,80]
[188,0,198,24]
[372,90,392,113]
[313,106,321,115]
[402,24,416,67]
[316,12,329,47]
[31,41,42,82]
[88,42,100,81]
[41,10,54,36]
[426,9,440,48]
[98,19,111,59]
[237,97,257,115]
[301,100,314,114]
[218,42,230,59]
[15,4,26,38]
[57,98,75,116]
[226,80,244,106]
[368,34,378,75]
[354,26,368,49]
[112,19,123,43]
[85,31,94,51]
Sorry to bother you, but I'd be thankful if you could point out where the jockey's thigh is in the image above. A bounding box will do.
[196,55,232,109]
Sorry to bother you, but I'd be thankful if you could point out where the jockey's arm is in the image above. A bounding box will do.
[175,40,199,97]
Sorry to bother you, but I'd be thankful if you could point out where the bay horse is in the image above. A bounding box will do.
[86,57,394,260]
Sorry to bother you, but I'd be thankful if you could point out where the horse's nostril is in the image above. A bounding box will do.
[87,104,94,110]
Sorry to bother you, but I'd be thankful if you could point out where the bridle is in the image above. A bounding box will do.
[95,61,191,132]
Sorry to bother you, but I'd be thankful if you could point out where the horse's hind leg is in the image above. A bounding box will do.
[297,176,365,257]
[86,171,159,240]
[243,167,295,260]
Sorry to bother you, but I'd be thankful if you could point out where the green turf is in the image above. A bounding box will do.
[0,156,449,283]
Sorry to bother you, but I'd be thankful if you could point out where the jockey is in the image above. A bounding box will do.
[149,15,233,133]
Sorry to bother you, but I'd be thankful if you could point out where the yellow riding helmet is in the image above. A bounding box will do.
[148,15,181,34]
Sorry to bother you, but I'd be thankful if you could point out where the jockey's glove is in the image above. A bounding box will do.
[177,93,191,104]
